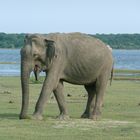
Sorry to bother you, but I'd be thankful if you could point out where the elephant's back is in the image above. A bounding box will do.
[47,32,110,52]
[47,32,113,67]
[46,32,105,47]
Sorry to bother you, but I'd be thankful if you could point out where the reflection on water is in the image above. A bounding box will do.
[0,49,140,76]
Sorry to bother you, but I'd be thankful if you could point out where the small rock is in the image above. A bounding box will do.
[9,101,14,104]
[67,94,72,97]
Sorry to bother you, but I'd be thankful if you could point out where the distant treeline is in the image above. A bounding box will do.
[0,33,25,49]
[0,32,140,49]
[90,34,140,49]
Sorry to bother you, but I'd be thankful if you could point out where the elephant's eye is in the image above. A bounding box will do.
[32,39,38,45]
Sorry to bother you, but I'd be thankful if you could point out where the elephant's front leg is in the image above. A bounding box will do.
[33,72,59,120]
[53,81,69,120]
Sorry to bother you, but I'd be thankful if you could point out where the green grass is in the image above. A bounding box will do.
[0,77,140,140]
[114,69,140,80]
[114,69,140,74]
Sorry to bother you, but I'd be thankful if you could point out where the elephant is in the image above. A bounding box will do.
[33,64,41,81]
[20,32,113,120]
[33,64,47,81]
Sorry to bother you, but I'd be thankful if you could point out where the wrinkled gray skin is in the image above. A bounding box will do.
[20,33,113,120]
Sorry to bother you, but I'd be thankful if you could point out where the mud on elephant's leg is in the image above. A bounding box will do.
[81,84,96,118]
[53,81,69,120]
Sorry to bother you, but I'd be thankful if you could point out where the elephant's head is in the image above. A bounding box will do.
[20,34,56,119]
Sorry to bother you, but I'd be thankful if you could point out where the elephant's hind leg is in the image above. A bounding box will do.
[81,83,96,118]
[90,72,109,120]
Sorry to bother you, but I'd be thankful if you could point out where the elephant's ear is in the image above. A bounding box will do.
[44,39,56,67]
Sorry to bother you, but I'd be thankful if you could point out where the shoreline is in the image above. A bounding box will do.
[0,69,140,81]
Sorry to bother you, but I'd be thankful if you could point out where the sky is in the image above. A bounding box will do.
[0,0,140,34]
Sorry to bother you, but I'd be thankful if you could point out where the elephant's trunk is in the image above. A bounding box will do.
[19,53,32,119]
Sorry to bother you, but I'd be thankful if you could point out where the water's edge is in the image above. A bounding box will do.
[0,49,140,76]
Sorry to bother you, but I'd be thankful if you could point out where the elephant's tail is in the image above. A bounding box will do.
[110,63,114,86]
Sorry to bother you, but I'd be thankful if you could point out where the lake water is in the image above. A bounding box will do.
[0,49,140,76]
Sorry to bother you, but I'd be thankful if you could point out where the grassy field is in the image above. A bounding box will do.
[114,69,140,80]
[0,76,140,140]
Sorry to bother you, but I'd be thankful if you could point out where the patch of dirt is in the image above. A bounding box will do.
[52,119,135,130]
[0,91,12,94]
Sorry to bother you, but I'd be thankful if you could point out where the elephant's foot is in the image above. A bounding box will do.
[89,115,101,121]
[32,113,43,120]
[19,114,31,119]
[57,114,70,120]
[81,113,89,118]
[89,111,101,121]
